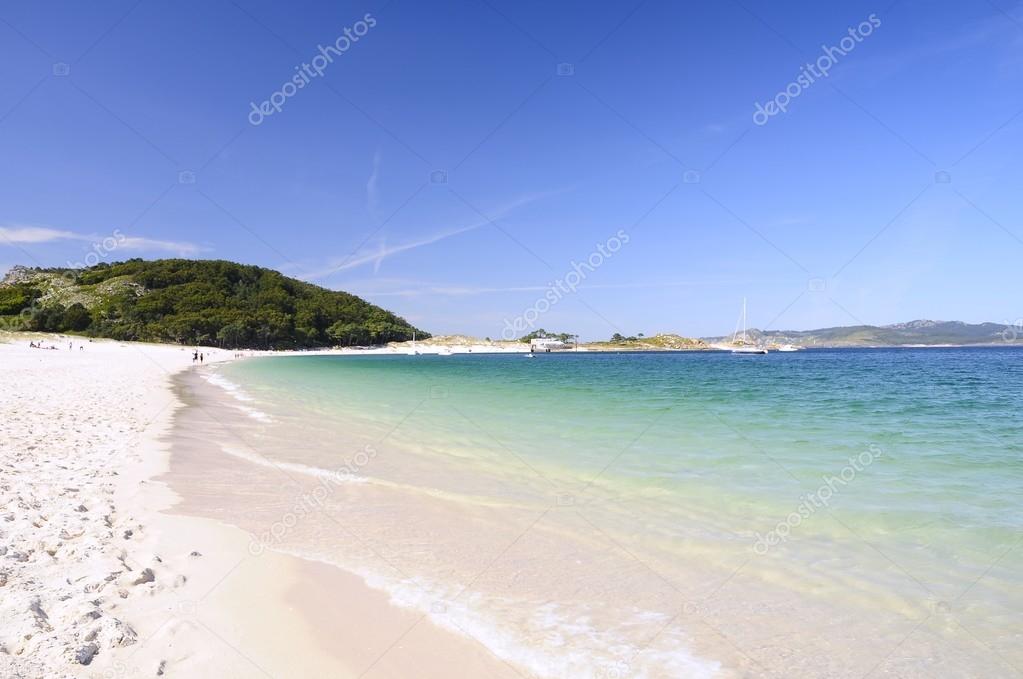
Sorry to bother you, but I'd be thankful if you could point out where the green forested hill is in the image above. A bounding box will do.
[0,259,427,349]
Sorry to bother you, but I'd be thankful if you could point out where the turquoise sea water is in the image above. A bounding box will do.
[179,348,1023,677]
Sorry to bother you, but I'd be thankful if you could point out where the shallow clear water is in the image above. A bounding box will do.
[171,348,1023,677]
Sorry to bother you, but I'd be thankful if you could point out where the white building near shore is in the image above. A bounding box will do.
[530,337,569,351]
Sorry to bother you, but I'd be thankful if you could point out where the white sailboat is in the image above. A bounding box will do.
[409,332,420,355]
[731,298,768,354]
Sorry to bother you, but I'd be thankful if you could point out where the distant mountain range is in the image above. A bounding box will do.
[704,320,1014,347]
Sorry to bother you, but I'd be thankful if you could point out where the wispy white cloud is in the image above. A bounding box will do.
[363,280,715,297]
[301,188,567,279]
[118,236,204,256]
[0,223,204,256]
[852,6,1023,82]
[0,226,78,243]
[335,220,483,274]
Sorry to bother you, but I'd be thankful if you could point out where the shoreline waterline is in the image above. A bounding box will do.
[165,366,726,678]
[160,348,1023,677]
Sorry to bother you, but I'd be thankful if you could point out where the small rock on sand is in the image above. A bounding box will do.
[75,643,99,665]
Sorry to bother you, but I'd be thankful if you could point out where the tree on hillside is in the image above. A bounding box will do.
[520,329,575,343]
[63,303,92,331]
[217,322,247,347]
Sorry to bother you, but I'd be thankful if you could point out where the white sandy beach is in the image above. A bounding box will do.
[0,334,519,678]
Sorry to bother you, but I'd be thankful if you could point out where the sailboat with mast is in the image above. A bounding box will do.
[731,298,768,354]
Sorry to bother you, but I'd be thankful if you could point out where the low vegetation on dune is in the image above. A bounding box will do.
[0,259,427,349]
[586,333,710,350]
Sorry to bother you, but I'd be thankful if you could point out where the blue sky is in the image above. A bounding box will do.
[1,0,1021,339]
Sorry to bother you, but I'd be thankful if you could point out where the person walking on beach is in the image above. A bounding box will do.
[199,352,204,363]
[193,350,198,363]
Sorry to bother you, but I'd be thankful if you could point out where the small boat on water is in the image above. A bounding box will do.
[776,344,800,352]
[525,352,536,358]
[731,298,768,354]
